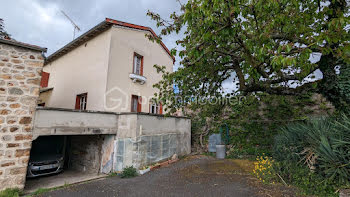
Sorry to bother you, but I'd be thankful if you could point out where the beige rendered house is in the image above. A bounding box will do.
[39,18,174,114]
[0,19,190,192]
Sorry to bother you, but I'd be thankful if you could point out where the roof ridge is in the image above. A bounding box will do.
[106,18,174,63]
[45,18,175,65]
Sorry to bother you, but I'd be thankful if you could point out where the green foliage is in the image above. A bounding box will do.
[190,93,325,158]
[275,162,339,196]
[120,166,138,178]
[0,188,20,197]
[274,116,350,185]
[273,115,350,195]
[253,155,340,196]
[148,0,350,112]
[320,63,350,113]
[338,65,350,107]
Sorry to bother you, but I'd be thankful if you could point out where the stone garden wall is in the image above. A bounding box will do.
[0,41,45,190]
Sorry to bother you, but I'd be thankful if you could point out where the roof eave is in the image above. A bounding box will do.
[45,21,111,65]
[0,38,47,52]
[45,18,175,65]
[106,18,175,63]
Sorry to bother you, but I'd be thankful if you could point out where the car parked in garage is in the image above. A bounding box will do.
[27,136,67,178]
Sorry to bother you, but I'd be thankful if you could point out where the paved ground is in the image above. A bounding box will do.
[34,155,297,197]
[25,170,106,193]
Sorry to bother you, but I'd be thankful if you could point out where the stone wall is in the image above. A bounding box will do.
[0,42,44,190]
[69,135,103,173]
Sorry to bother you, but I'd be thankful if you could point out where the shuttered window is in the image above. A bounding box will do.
[131,95,142,112]
[149,102,163,114]
[75,93,88,110]
[40,72,50,87]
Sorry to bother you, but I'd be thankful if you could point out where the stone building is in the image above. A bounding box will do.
[0,38,47,190]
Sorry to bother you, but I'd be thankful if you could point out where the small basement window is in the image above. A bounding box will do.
[131,95,142,112]
[133,53,143,76]
[75,93,87,110]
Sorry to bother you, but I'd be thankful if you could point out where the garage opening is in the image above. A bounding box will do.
[24,135,113,193]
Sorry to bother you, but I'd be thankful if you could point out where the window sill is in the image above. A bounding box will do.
[40,87,54,93]
[129,73,147,85]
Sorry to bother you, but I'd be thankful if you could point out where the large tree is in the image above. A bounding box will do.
[148,0,350,112]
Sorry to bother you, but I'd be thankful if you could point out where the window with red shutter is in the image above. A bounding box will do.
[149,101,162,114]
[40,72,50,87]
[75,93,88,110]
[159,103,163,114]
[133,53,143,76]
[131,95,142,112]
[137,96,142,112]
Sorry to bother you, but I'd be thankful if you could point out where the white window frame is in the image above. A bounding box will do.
[80,94,87,110]
[133,54,142,75]
[149,102,160,114]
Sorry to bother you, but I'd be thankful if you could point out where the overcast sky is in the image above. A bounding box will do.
[2,0,321,94]
[0,0,237,93]
[0,0,183,55]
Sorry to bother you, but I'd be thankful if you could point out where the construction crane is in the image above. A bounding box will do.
[61,10,81,40]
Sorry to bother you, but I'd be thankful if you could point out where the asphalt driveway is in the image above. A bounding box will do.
[36,155,297,197]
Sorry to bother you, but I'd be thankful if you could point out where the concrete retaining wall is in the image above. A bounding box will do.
[1,106,191,190]
[31,109,191,174]
[113,114,191,171]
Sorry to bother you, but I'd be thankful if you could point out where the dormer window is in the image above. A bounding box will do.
[133,53,143,76]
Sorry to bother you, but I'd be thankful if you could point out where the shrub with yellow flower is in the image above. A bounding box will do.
[253,154,277,184]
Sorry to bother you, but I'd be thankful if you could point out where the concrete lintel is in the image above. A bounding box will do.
[32,108,191,143]
[32,128,118,140]
[36,107,190,119]
[33,108,119,138]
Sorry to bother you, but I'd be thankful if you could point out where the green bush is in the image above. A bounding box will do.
[120,166,138,178]
[273,115,350,195]
[275,161,338,196]
[190,93,319,158]
[0,188,21,197]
